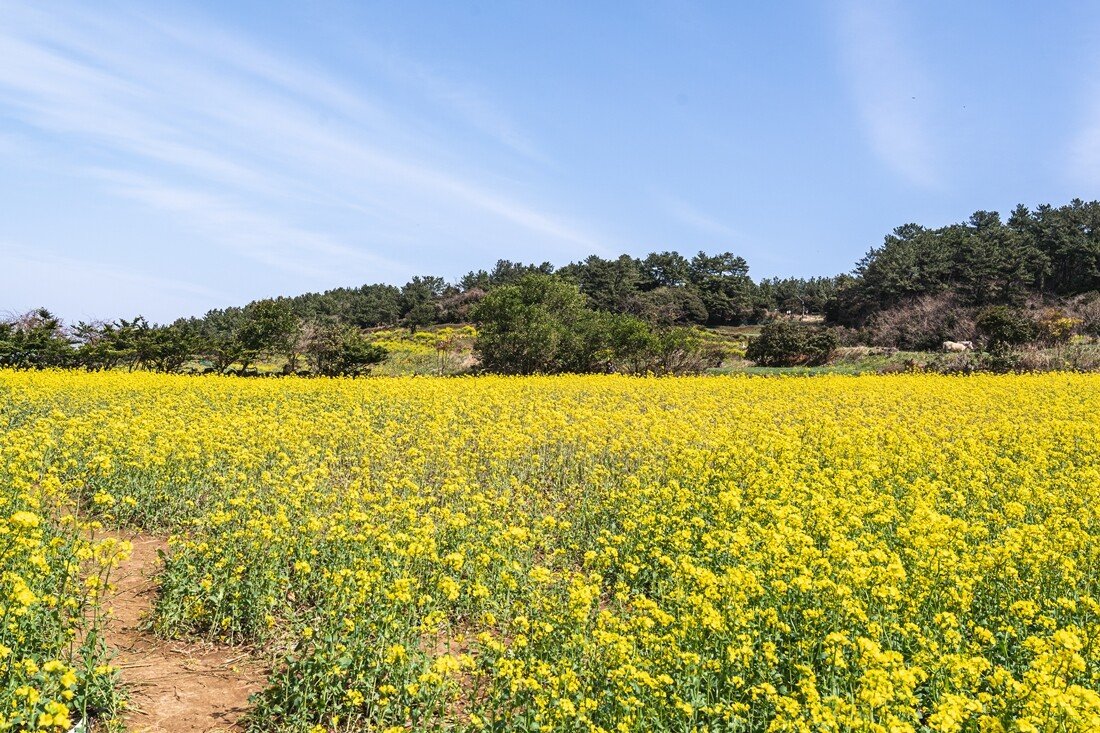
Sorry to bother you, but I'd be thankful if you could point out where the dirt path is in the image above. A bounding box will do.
[102,533,267,733]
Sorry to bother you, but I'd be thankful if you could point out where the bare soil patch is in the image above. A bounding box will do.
[102,533,266,733]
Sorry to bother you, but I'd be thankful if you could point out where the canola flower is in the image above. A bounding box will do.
[0,396,127,731]
[1,370,1100,732]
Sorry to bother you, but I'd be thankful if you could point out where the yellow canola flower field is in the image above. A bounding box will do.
[2,370,1100,733]
[0,376,128,730]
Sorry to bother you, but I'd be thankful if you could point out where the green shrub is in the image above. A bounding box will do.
[472,275,717,375]
[303,323,387,376]
[745,321,837,367]
[1034,308,1079,346]
[975,306,1036,350]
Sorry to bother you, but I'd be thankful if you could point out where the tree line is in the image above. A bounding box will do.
[832,200,1100,322]
[4,197,1100,374]
[2,248,835,375]
[280,251,843,330]
[0,305,385,376]
[831,199,1100,350]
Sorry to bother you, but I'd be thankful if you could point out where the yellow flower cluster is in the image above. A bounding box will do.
[0,384,128,730]
[365,325,478,375]
[2,370,1100,732]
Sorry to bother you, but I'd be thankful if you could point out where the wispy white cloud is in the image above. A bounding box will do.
[652,192,798,271]
[0,1,603,301]
[0,240,230,322]
[656,193,740,239]
[363,46,552,164]
[87,169,411,282]
[834,1,940,188]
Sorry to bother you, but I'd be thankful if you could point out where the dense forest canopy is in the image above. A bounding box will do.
[3,198,1100,373]
[249,198,1100,335]
[255,249,837,330]
[832,199,1100,326]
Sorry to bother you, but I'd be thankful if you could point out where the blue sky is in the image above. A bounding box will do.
[2,1,1099,323]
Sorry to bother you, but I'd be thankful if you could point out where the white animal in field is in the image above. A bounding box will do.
[942,340,974,352]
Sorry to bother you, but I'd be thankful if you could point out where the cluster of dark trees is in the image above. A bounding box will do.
[4,198,1099,374]
[282,199,1100,341]
[0,303,385,376]
[276,250,843,331]
[831,200,1100,343]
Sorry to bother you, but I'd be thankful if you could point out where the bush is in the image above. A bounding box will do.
[0,309,74,369]
[637,326,723,375]
[1069,294,1100,337]
[997,344,1100,373]
[925,343,1100,374]
[864,294,977,350]
[1033,308,1079,346]
[471,275,596,374]
[927,351,983,374]
[303,323,387,376]
[626,287,708,326]
[976,306,1036,350]
[829,325,866,347]
[746,321,837,366]
[473,275,717,375]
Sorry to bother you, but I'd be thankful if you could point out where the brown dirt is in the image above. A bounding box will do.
[101,533,267,733]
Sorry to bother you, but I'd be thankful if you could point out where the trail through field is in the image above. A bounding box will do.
[102,533,266,733]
